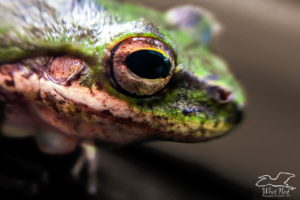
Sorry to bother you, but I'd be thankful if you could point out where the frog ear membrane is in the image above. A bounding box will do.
[46,56,86,86]
[165,5,222,45]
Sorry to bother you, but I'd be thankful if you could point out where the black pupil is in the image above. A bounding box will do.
[125,50,172,79]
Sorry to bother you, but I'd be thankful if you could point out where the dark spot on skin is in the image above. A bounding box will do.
[155,116,162,120]
[72,107,81,115]
[153,115,169,123]
[213,120,220,128]
[101,109,112,116]
[95,82,104,90]
[35,93,43,102]
[89,89,95,97]
[200,128,206,135]
[4,80,15,87]
[57,100,65,105]
[168,122,175,127]
[43,93,60,113]
[182,107,204,116]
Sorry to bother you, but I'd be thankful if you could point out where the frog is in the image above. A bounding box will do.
[0,0,245,174]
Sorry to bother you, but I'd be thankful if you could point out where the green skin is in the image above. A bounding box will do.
[0,0,245,153]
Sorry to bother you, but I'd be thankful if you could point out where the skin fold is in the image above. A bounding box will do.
[0,0,245,154]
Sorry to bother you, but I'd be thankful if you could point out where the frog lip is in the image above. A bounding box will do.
[46,89,242,143]
[160,119,242,143]
[45,78,243,143]
[167,105,243,142]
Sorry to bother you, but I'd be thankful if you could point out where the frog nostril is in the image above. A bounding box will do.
[206,86,232,103]
[219,89,232,102]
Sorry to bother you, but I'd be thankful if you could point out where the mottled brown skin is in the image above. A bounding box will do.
[0,62,79,153]
[0,53,241,154]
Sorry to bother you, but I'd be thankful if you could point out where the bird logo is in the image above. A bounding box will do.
[255,172,296,190]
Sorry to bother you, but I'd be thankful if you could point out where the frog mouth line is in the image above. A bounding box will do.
[51,87,232,142]
[53,88,159,130]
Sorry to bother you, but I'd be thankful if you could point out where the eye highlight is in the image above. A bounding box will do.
[110,37,176,96]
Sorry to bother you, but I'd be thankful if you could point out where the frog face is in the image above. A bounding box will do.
[0,0,245,144]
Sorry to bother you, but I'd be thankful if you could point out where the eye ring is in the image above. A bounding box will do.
[110,37,176,96]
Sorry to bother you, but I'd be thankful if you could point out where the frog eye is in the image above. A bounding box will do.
[110,37,176,96]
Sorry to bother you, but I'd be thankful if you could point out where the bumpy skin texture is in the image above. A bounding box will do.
[0,0,245,146]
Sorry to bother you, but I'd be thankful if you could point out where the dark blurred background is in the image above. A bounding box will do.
[1,0,299,199]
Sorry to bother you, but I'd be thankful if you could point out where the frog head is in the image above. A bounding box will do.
[0,0,245,144]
